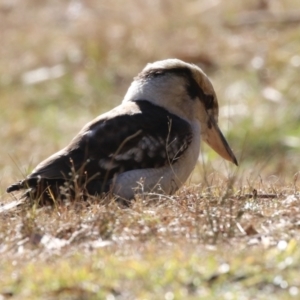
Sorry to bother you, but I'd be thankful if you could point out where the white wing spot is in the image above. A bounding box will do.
[99,159,118,170]
[115,147,144,163]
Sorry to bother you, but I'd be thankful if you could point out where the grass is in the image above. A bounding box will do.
[2,188,300,299]
[1,0,300,298]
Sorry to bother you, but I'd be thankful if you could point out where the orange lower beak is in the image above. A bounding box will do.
[204,116,238,166]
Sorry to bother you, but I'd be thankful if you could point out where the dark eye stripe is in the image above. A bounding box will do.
[204,94,214,110]
[137,66,215,111]
[186,76,215,110]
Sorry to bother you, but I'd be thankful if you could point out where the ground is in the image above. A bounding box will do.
[1,0,300,299]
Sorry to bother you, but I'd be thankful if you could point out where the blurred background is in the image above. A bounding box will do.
[1,0,300,196]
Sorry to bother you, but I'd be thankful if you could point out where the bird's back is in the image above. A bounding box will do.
[7,100,193,202]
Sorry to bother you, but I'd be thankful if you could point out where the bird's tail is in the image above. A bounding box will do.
[6,181,25,193]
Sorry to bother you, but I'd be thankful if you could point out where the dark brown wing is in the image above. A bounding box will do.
[7,100,193,198]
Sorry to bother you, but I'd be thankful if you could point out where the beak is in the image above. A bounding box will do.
[205,115,238,166]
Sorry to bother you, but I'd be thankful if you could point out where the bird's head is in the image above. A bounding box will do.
[123,59,238,166]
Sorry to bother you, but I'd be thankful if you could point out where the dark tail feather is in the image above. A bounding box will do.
[6,178,110,206]
[6,181,24,193]
[6,178,62,206]
[7,178,40,193]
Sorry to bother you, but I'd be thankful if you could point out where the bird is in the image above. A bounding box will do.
[6,59,238,204]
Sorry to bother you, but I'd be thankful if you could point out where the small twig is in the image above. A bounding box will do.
[238,193,277,200]
[224,11,300,28]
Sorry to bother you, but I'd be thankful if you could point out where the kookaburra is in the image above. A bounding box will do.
[7,59,237,202]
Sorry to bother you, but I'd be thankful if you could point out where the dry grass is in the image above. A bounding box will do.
[1,183,300,299]
[1,0,300,298]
